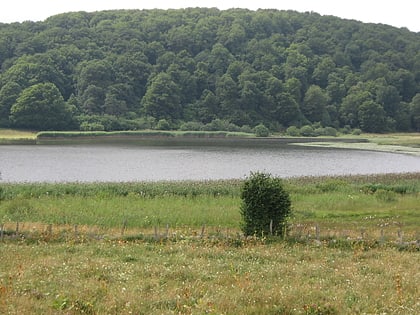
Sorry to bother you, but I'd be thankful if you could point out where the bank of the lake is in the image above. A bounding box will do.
[291,133,420,156]
[2,129,420,157]
[0,129,37,144]
[293,140,420,156]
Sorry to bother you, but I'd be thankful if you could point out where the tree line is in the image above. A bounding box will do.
[0,8,420,132]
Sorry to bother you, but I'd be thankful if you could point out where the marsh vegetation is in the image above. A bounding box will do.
[0,173,419,314]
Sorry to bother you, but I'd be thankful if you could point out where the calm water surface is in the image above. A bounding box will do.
[1,141,420,182]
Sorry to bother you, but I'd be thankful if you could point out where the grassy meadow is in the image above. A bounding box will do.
[1,174,419,314]
[0,129,37,144]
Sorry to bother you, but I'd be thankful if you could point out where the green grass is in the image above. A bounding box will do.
[0,129,37,139]
[1,174,419,234]
[0,129,37,144]
[0,174,419,314]
[365,133,420,148]
[1,239,418,314]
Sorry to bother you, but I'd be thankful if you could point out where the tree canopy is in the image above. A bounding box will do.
[9,82,74,130]
[0,8,419,132]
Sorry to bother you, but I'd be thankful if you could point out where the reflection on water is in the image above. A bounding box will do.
[1,141,420,182]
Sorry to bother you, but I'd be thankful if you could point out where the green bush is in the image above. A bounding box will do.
[314,127,338,137]
[254,124,270,137]
[156,119,171,130]
[240,172,291,236]
[79,122,105,131]
[179,121,204,131]
[285,126,300,136]
[299,125,315,137]
[239,125,253,133]
[352,128,362,135]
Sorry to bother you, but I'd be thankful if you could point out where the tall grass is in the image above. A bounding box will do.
[1,173,419,237]
[1,174,419,314]
[0,129,37,139]
[0,240,418,314]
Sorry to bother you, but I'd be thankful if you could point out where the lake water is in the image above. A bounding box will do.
[1,140,420,182]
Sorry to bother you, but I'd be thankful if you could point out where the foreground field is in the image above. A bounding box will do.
[1,240,418,314]
[0,174,419,314]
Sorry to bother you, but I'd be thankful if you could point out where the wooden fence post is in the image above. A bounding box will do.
[397,229,403,243]
[315,224,320,241]
[165,224,169,239]
[379,229,385,244]
[121,219,127,236]
[200,224,205,238]
[0,223,4,241]
[154,226,159,241]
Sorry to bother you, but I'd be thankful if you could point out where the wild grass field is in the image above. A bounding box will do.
[1,174,419,314]
[0,129,37,144]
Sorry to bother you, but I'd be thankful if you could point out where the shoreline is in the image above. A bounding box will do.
[1,130,419,158]
[1,129,369,145]
[292,141,420,156]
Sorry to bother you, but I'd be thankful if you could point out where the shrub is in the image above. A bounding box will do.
[240,172,291,236]
[299,125,315,137]
[314,126,338,137]
[156,119,171,130]
[352,128,362,135]
[179,121,204,131]
[324,126,338,136]
[226,122,241,132]
[340,125,352,134]
[286,126,300,136]
[254,124,270,137]
[202,119,233,131]
[239,125,253,133]
[79,122,105,131]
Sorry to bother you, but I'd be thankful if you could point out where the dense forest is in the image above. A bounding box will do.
[1,8,420,133]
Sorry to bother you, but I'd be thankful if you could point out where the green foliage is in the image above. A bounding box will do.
[361,183,416,195]
[358,100,387,133]
[411,93,420,131]
[4,199,35,221]
[314,126,338,137]
[315,179,349,192]
[9,83,73,130]
[253,123,270,137]
[374,189,398,202]
[80,122,105,131]
[0,9,419,131]
[240,172,291,236]
[300,125,315,137]
[0,180,242,200]
[156,119,171,130]
[179,121,204,131]
[286,126,301,136]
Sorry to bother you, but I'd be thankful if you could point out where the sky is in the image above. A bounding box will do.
[0,0,419,32]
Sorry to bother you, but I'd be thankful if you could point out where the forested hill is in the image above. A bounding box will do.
[1,8,420,133]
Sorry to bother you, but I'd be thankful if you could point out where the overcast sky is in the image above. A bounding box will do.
[0,0,419,32]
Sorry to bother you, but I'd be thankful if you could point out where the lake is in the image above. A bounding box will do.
[1,139,420,182]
